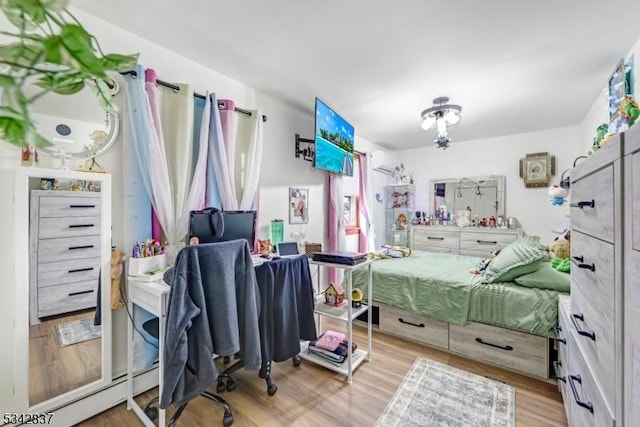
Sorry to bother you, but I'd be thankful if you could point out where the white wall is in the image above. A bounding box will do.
[396,126,582,244]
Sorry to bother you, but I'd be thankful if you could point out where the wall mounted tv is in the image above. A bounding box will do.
[314,97,355,176]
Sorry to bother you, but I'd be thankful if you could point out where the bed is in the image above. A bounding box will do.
[350,246,568,380]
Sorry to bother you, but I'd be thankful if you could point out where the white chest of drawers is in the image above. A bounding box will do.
[410,225,522,256]
[566,135,623,426]
[29,190,103,325]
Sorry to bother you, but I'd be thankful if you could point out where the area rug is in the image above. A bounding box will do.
[55,317,101,347]
[375,358,515,427]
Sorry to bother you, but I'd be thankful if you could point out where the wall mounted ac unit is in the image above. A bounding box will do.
[371,150,397,175]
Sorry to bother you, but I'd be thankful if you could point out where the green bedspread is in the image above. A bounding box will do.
[351,251,480,325]
[351,250,565,337]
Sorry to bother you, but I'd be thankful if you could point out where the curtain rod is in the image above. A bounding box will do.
[121,70,267,122]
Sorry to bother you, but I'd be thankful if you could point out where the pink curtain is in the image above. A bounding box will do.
[358,153,375,252]
[327,173,346,283]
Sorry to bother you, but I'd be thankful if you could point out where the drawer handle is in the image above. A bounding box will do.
[69,245,95,250]
[568,375,594,414]
[68,267,94,273]
[475,337,513,351]
[571,313,596,341]
[570,199,595,209]
[571,256,596,272]
[69,224,95,228]
[398,318,425,328]
[553,361,566,383]
[554,325,567,345]
[69,204,96,208]
[68,289,94,297]
[476,240,498,245]
[427,237,444,241]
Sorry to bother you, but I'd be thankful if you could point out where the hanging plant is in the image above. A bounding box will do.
[0,0,138,148]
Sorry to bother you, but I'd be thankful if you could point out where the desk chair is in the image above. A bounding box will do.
[141,317,234,427]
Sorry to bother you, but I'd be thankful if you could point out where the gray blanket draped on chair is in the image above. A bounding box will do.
[160,240,261,409]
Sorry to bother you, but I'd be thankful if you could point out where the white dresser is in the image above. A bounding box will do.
[410,225,522,256]
[29,190,103,325]
[623,124,640,426]
[565,134,623,426]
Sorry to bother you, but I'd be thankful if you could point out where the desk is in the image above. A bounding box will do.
[126,276,170,427]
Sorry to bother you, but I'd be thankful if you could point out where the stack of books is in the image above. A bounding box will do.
[308,330,357,364]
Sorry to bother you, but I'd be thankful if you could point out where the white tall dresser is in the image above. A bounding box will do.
[564,133,623,426]
[623,124,640,426]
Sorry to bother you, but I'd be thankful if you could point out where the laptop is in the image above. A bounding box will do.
[276,241,302,258]
[312,251,367,265]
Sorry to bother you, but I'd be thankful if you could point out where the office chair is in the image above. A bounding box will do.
[141,317,234,427]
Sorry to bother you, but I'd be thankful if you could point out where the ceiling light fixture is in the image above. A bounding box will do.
[420,96,462,149]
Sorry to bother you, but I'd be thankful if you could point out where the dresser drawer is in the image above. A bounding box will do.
[37,257,101,288]
[38,216,101,239]
[556,296,571,424]
[567,343,614,427]
[569,283,615,409]
[379,303,448,350]
[571,231,614,317]
[459,231,518,255]
[36,193,101,218]
[412,228,459,250]
[449,321,549,378]
[571,164,614,243]
[37,235,102,263]
[37,280,98,317]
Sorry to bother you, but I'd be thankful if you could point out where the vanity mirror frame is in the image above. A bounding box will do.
[430,175,506,221]
[28,78,121,161]
[0,166,112,416]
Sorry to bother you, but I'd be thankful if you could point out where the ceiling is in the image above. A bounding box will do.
[75,1,640,150]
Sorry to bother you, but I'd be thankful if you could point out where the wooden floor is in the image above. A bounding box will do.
[29,311,102,405]
[80,320,567,426]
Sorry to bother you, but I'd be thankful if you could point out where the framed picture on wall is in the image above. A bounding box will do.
[289,187,308,224]
[519,152,555,188]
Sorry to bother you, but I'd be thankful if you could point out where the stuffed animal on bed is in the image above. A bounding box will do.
[549,237,570,260]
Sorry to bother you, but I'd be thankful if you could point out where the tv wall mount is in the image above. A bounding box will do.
[295,133,315,162]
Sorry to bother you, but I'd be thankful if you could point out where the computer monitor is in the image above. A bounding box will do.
[189,209,257,252]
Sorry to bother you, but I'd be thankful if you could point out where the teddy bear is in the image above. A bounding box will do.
[548,184,569,206]
[110,249,126,309]
[549,237,570,260]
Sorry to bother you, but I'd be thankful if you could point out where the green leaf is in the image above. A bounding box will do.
[0,74,16,88]
[40,0,68,12]
[90,78,118,113]
[3,0,47,26]
[42,35,63,64]
[0,105,24,120]
[0,115,28,147]
[59,24,107,79]
[100,53,139,72]
[0,42,44,68]
[32,130,51,148]
[35,73,84,95]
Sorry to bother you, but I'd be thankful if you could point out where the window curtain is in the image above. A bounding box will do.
[328,173,347,283]
[358,152,376,252]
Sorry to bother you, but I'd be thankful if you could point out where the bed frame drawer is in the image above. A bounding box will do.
[378,303,448,350]
[449,321,549,378]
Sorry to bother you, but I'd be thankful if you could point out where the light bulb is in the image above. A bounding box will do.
[445,111,461,125]
[421,116,436,130]
[436,117,447,135]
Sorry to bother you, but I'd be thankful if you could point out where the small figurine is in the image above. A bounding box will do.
[323,282,345,307]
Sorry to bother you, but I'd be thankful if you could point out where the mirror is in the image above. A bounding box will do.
[28,81,119,164]
[431,175,506,222]
[24,173,111,409]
